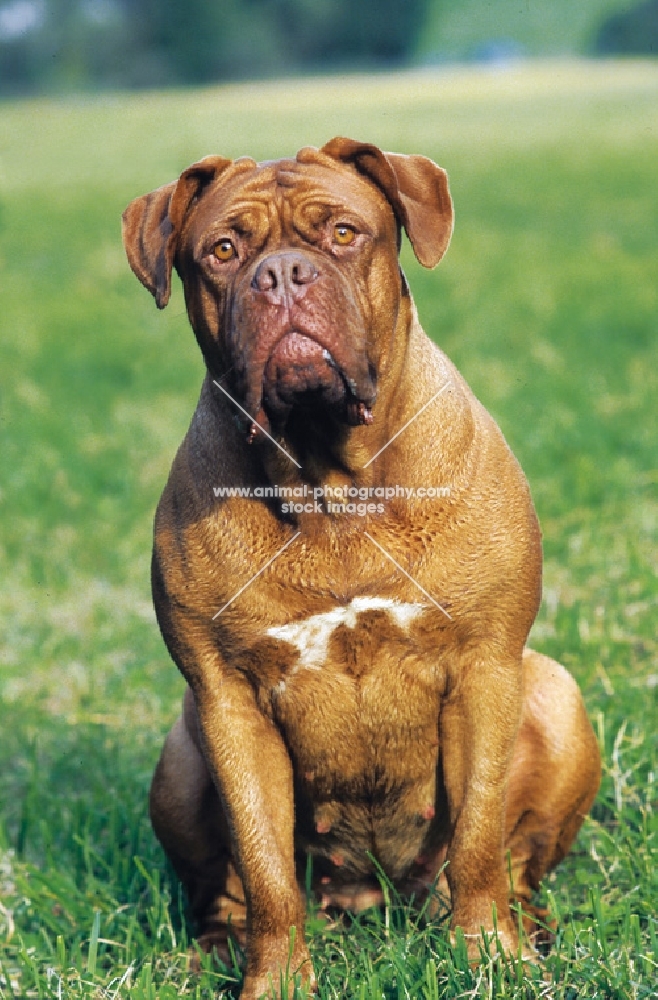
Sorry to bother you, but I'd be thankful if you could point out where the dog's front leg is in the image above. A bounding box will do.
[440,654,524,957]
[192,669,314,1000]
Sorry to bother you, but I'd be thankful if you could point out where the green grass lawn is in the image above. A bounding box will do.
[0,60,656,998]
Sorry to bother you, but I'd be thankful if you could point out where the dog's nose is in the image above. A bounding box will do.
[252,252,319,303]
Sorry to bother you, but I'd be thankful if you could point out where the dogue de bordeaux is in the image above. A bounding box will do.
[122,138,601,999]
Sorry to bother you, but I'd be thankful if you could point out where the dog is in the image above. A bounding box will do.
[122,138,601,999]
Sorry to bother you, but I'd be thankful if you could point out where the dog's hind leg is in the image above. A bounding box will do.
[503,649,601,943]
[150,686,247,962]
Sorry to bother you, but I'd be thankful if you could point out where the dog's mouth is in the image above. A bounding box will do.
[246,329,376,438]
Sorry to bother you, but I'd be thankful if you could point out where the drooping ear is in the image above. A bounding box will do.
[320,137,453,268]
[122,155,233,308]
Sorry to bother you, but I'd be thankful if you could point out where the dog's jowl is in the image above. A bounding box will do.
[123,138,601,1000]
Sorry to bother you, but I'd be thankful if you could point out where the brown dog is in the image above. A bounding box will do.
[122,138,601,999]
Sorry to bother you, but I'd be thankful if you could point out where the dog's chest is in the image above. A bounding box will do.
[253,598,444,876]
[266,597,424,679]
[258,597,444,751]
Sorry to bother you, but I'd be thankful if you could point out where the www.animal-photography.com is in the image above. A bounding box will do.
[1,2,656,998]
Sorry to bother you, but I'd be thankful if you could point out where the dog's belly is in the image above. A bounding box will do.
[260,599,445,879]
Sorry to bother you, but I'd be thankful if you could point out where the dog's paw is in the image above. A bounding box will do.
[189,920,246,973]
[519,902,557,954]
[451,921,538,966]
[241,948,316,1000]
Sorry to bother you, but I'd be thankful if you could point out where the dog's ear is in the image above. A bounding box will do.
[122,155,232,308]
[320,137,453,268]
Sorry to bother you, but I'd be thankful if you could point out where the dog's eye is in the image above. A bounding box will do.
[333,224,357,246]
[213,239,237,261]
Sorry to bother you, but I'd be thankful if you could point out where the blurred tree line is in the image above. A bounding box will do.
[0,0,432,94]
[2,0,655,96]
[594,0,658,56]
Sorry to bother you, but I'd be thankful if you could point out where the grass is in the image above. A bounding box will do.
[0,60,657,997]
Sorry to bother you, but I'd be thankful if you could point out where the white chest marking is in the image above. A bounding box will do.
[266,597,424,673]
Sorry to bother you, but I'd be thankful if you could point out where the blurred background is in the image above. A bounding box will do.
[1,0,657,96]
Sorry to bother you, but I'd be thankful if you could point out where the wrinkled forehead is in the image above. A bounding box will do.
[191,152,394,231]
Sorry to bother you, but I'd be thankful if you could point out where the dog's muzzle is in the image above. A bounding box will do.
[232,250,377,438]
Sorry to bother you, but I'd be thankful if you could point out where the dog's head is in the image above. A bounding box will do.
[122,138,453,437]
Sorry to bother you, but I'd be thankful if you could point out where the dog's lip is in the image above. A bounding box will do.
[267,329,326,364]
[266,329,374,403]
[240,324,377,436]
[265,330,376,421]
